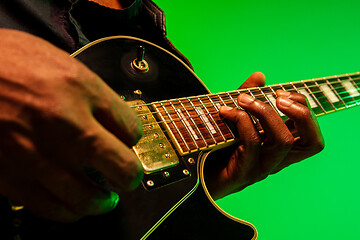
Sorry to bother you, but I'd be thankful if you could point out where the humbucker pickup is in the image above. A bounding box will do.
[128,100,179,173]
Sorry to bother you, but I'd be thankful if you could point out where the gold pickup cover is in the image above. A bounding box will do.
[127,100,179,173]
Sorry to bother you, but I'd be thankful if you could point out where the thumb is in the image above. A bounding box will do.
[238,72,266,89]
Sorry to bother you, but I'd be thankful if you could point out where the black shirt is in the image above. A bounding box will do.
[0,0,191,66]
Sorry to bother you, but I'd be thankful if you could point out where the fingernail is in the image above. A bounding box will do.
[278,97,293,107]
[239,94,255,104]
[276,90,291,97]
[220,105,233,112]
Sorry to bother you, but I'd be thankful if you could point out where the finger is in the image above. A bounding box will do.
[276,90,308,106]
[237,94,294,146]
[92,78,143,147]
[219,106,262,177]
[35,162,119,217]
[236,94,294,171]
[276,96,324,148]
[238,72,266,89]
[220,106,262,152]
[85,119,143,191]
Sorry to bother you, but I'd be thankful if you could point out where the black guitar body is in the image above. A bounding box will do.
[6,36,257,240]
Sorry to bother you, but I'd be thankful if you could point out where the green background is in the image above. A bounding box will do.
[154,0,360,239]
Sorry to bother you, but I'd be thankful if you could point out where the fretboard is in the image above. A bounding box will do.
[141,72,360,155]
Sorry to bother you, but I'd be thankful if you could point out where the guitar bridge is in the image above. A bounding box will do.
[127,100,179,173]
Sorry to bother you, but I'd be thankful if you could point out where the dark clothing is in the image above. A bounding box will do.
[0,0,192,66]
[0,1,193,239]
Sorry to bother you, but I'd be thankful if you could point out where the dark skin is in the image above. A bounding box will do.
[0,19,324,222]
[206,72,324,199]
[0,29,143,222]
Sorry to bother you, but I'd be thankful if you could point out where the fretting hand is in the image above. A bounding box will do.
[205,72,325,199]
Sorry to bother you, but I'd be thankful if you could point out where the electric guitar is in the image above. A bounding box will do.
[3,36,360,240]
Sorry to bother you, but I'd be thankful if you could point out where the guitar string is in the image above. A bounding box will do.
[138,95,359,131]
[129,76,360,146]
[126,78,359,146]
[132,92,360,149]
[130,75,360,113]
[129,79,360,139]
[130,76,360,123]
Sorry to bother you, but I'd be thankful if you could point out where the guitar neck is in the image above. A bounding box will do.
[143,72,360,155]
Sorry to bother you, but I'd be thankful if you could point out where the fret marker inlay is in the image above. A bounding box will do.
[195,107,217,134]
[319,84,339,103]
[299,89,318,108]
[342,80,360,97]
[176,109,199,140]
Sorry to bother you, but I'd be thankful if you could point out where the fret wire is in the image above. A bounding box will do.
[290,82,300,93]
[258,86,272,103]
[215,93,236,139]
[244,88,262,126]
[313,79,336,110]
[185,99,209,148]
[347,74,360,101]
[160,102,191,152]
[131,76,360,113]
[130,73,360,110]
[132,93,360,137]
[340,75,356,103]
[131,75,360,123]
[325,77,346,106]
[247,88,256,99]
[217,93,228,106]
[206,95,227,142]
[226,92,240,108]
[301,80,325,113]
[144,92,359,130]
[269,85,288,118]
[197,96,221,144]
[133,73,360,132]
[279,83,286,91]
[258,86,282,116]
[170,100,200,150]
[348,74,359,88]
[269,85,278,96]
[135,82,359,121]
[333,77,349,104]
[207,95,220,111]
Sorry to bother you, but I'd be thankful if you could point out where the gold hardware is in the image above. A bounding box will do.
[183,169,190,176]
[127,100,179,173]
[188,158,195,165]
[131,59,149,73]
[11,205,24,211]
[134,90,142,95]
[146,180,154,187]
